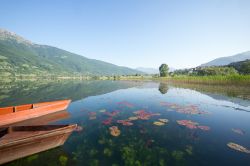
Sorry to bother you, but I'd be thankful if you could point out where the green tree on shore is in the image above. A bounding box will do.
[159,64,169,77]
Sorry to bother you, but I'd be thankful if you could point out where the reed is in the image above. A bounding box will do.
[167,75,250,85]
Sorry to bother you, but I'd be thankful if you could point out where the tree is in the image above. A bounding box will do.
[195,66,238,76]
[228,60,250,74]
[240,61,250,74]
[159,64,169,77]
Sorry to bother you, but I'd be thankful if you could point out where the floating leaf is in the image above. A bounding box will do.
[177,120,210,131]
[153,121,165,126]
[227,142,250,154]
[133,110,146,115]
[128,116,138,121]
[161,102,209,115]
[117,120,133,126]
[232,128,245,135]
[105,110,120,117]
[102,117,112,125]
[109,126,121,137]
[177,120,198,129]
[99,109,106,113]
[197,125,210,131]
[159,119,169,123]
[134,110,160,120]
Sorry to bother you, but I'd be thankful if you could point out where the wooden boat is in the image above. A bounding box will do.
[0,100,71,127]
[12,110,70,126]
[0,124,77,165]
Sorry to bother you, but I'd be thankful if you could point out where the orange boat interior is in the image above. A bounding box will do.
[0,104,34,116]
[0,125,72,140]
[0,100,70,116]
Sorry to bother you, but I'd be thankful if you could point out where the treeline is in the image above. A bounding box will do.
[171,59,250,76]
[228,59,250,75]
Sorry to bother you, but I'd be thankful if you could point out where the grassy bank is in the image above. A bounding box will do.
[1,74,250,85]
[164,75,250,85]
[111,75,250,85]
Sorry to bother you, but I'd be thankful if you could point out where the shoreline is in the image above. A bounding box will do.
[1,75,250,86]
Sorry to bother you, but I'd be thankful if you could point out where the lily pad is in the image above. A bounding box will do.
[99,109,106,113]
[134,110,160,120]
[128,116,138,121]
[109,126,121,137]
[102,117,112,125]
[232,128,245,135]
[117,120,133,126]
[177,120,210,131]
[153,121,165,126]
[197,125,210,131]
[227,142,250,154]
[159,119,169,123]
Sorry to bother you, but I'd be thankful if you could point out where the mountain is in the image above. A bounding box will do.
[0,28,142,77]
[136,67,175,74]
[136,67,159,74]
[200,51,250,67]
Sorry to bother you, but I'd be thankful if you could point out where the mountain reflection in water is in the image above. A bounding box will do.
[1,80,250,166]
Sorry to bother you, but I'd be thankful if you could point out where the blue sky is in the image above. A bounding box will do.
[1,0,250,69]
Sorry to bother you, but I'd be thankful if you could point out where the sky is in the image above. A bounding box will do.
[0,0,250,69]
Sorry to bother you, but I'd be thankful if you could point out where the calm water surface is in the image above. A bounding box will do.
[1,80,250,166]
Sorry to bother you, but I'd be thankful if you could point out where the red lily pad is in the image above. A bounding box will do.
[102,117,112,125]
[117,120,133,126]
[177,120,210,131]
[133,110,160,120]
[105,110,120,117]
[161,102,209,115]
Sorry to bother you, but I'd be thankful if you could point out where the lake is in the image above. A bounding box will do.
[1,80,250,166]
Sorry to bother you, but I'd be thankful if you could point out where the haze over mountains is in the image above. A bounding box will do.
[136,67,175,74]
[0,29,142,77]
[135,67,159,74]
[200,51,250,67]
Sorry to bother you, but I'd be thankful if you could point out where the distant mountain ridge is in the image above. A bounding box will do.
[136,67,175,74]
[136,67,159,74]
[0,28,143,77]
[200,51,250,67]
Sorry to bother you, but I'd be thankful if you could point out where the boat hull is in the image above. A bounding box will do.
[0,100,71,127]
[0,124,76,165]
[11,110,70,126]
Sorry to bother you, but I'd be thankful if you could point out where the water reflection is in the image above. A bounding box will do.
[0,80,143,107]
[171,82,250,103]
[1,80,250,166]
[158,82,169,94]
